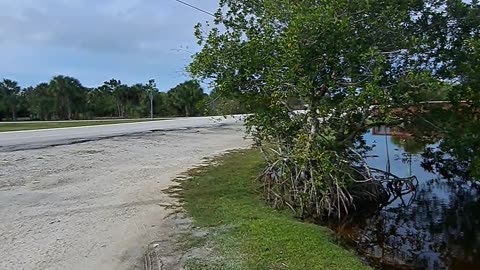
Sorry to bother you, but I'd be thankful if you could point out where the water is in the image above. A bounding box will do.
[331,128,480,270]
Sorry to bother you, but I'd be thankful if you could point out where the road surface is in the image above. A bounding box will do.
[0,116,243,151]
[0,117,250,269]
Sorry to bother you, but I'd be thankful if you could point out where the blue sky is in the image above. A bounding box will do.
[0,0,219,91]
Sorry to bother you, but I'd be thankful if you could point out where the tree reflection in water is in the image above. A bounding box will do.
[330,113,480,269]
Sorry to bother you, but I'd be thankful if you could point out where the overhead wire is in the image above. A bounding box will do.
[173,0,215,17]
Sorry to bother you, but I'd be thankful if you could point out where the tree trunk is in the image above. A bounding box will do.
[308,92,319,143]
[185,105,189,117]
[11,106,16,121]
[67,103,72,120]
[308,85,328,144]
[116,102,121,117]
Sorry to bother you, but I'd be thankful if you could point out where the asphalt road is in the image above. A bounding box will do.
[0,116,243,151]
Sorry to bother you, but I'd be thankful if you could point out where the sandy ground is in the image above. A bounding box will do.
[0,122,250,270]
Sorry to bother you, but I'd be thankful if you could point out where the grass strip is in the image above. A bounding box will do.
[179,149,370,270]
[0,119,156,132]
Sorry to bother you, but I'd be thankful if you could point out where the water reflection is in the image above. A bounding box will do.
[331,129,480,270]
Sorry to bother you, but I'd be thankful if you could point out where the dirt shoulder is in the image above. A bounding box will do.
[0,123,249,270]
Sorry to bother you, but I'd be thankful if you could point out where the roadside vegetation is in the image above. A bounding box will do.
[184,1,480,268]
[0,78,245,121]
[189,0,480,220]
[0,119,156,132]
[179,149,370,270]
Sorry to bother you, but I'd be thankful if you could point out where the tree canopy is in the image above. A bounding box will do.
[168,80,207,117]
[189,0,480,218]
[0,79,21,120]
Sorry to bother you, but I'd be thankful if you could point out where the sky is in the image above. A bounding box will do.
[0,0,219,91]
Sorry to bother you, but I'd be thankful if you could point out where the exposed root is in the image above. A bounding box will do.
[258,143,418,219]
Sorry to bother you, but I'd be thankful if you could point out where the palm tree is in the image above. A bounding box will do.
[103,79,128,118]
[25,83,55,120]
[168,80,205,117]
[49,75,86,119]
[0,79,21,120]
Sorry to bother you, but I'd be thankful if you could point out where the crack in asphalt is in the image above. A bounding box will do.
[0,123,231,152]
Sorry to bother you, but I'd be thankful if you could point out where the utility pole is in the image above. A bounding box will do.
[148,79,156,120]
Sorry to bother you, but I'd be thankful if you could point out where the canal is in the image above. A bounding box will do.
[330,119,480,269]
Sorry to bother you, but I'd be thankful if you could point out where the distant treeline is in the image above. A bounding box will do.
[0,76,246,121]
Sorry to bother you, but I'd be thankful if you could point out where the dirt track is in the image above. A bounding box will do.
[0,123,249,270]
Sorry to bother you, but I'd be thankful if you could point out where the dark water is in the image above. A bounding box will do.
[332,128,480,270]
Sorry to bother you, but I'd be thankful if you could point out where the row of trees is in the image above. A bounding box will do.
[0,76,244,121]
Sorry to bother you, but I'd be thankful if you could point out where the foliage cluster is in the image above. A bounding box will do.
[189,0,480,218]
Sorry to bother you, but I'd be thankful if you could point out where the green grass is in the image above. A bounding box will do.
[179,149,371,270]
[0,119,156,132]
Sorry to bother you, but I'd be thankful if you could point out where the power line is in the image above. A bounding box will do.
[174,0,215,17]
